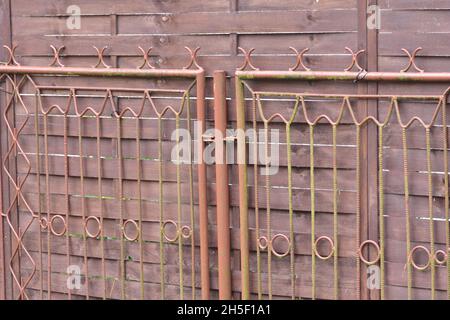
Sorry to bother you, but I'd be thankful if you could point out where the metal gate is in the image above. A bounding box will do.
[0,46,210,300]
[233,48,450,300]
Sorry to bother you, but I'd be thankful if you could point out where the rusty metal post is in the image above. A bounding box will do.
[235,76,250,299]
[214,71,232,299]
[196,71,210,300]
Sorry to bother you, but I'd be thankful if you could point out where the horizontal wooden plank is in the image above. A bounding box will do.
[13,16,111,36]
[385,261,449,292]
[118,11,357,35]
[18,139,358,169]
[14,34,231,56]
[385,193,448,219]
[385,216,448,244]
[378,56,450,73]
[381,11,450,33]
[385,284,447,300]
[384,147,448,172]
[379,0,450,10]
[379,33,450,57]
[239,0,358,11]
[12,0,229,16]
[238,33,357,54]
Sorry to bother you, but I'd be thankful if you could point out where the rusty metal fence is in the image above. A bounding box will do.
[0,44,450,300]
[234,48,450,300]
[0,46,210,300]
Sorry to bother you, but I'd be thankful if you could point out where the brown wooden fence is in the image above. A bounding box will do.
[0,0,449,300]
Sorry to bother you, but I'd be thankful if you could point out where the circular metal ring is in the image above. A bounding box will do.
[257,236,269,250]
[434,249,448,265]
[358,240,381,265]
[270,233,291,258]
[122,219,140,242]
[84,216,102,238]
[39,217,48,230]
[180,225,192,239]
[409,245,431,271]
[313,236,335,260]
[49,215,67,236]
[162,220,179,243]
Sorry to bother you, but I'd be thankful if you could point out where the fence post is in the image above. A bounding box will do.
[214,71,232,299]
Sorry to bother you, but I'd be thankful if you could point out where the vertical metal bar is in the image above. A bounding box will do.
[136,116,144,300]
[158,114,165,299]
[33,93,43,299]
[186,91,196,300]
[9,76,22,300]
[175,114,184,299]
[378,127,385,300]
[401,127,412,299]
[252,94,262,300]
[309,124,316,300]
[196,71,210,300]
[235,76,249,299]
[332,124,339,300]
[0,0,12,300]
[355,125,361,299]
[116,116,126,299]
[263,120,272,299]
[43,113,52,298]
[77,110,90,300]
[96,115,107,300]
[286,121,295,300]
[442,95,450,300]
[425,127,435,299]
[213,71,232,300]
[63,110,71,300]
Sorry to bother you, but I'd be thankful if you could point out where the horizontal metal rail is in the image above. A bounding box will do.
[236,70,450,82]
[0,65,202,78]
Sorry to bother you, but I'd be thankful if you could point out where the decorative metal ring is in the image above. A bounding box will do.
[162,220,179,243]
[313,236,335,260]
[39,217,49,230]
[122,219,140,242]
[84,216,102,238]
[434,249,448,265]
[358,240,381,265]
[270,233,291,258]
[49,215,67,236]
[409,245,431,271]
[180,225,192,239]
[257,236,269,250]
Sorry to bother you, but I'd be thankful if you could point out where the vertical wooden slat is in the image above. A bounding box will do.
[366,0,380,301]
[359,0,381,300]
